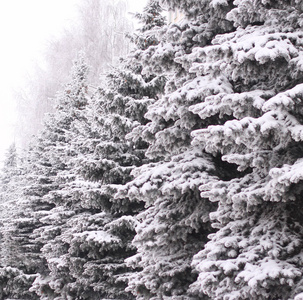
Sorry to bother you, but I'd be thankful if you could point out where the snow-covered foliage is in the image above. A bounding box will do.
[0,145,39,299]
[11,2,166,299]
[0,144,23,206]
[120,0,303,299]
[25,53,137,299]
[2,0,303,299]
[163,0,303,299]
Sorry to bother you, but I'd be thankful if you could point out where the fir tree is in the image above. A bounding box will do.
[186,1,303,299]
[0,144,39,299]
[31,4,166,298]
[115,0,231,298]
[25,54,93,299]
[0,53,91,300]
[118,0,303,299]
[0,143,18,196]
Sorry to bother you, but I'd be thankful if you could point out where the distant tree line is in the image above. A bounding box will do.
[15,0,133,149]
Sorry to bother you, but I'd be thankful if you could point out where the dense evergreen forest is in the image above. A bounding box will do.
[1,0,303,299]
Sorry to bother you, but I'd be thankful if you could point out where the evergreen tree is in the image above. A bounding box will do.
[0,53,91,300]
[186,1,303,299]
[117,0,303,299]
[31,4,166,298]
[115,0,227,298]
[0,143,18,198]
[0,144,39,299]
[24,54,93,299]
[118,0,303,299]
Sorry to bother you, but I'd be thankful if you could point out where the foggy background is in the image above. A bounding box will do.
[0,0,147,164]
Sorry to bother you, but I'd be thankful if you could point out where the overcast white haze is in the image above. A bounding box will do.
[0,0,146,164]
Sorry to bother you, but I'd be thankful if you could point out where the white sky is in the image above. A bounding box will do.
[0,0,146,164]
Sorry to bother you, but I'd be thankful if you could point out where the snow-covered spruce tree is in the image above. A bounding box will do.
[30,5,167,299]
[186,5,303,300]
[114,1,238,299]
[0,143,19,203]
[21,54,93,299]
[124,0,303,299]
[0,144,20,267]
[117,0,303,299]
[0,54,91,300]
[0,145,39,300]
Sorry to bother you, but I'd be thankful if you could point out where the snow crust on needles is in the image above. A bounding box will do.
[73,230,119,244]
[295,293,303,300]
